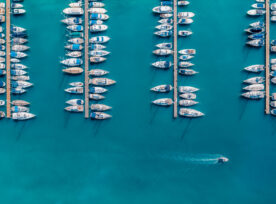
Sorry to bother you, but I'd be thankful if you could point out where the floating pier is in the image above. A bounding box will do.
[5,0,11,118]
[173,0,178,118]
[84,0,89,118]
[265,0,270,114]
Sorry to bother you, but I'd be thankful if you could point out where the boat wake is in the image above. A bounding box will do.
[159,153,229,165]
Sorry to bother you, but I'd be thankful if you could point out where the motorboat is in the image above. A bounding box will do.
[12,45,29,51]
[178,49,196,55]
[11,106,29,113]
[12,112,35,120]
[247,9,265,16]
[66,51,82,58]
[179,100,198,107]
[178,18,193,24]
[60,58,83,66]
[67,25,83,32]
[179,93,196,99]
[89,87,108,94]
[89,36,110,43]
[89,69,109,76]
[0,100,5,106]
[243,84,264,91]
[11,100,29,106]
[11,75,30,81]
[248,33,264,40]
[65,44,83,51]
[63,7,84,15]
[152,98,173,106]
[158,18,173,24]
[11,80,33,88]
[90,56,106,63]
[252,3,265,9]
[12,8,26,15]
[11,69,26,76]
[89,50,110,57]
[90,112,111,120]
[241,91,264,99]
[178,1,190,6]
[244,64,264,72]
[89,20,102,26]
[11,87,26,94]
[155,24,173,30]
[179,86,199,93]
[62,67,83,74]
[11,63,27,69]
[89,78,116,86]
[89,2,105,8]
[69,82,83,87]
[90,104,111,111]
[88,8,107,14]
[152,6,172,14]
[90,24,108,32]
[156,42,172,49]
[178,30,193,37]
[246,39,264,47]
[90,44,106,50]
[243,76,264,84]
[89,13,109,20]
[89,94,105,100]
[179,69,198,75]
[150,84,172,93]
[179,55,194,60]
[178,12,195,18]
[245,26,264,33]
[178,61,194,67]
[179,108,204,117]
[0,88,5,94]
[65,105,84,113]
[154,30,172,37]
[10,51,27,58]
[0,111,5,119]
[65,86,83,94]
[153,49,173,56]
[152,61,172,69]
[250,21,264,27]
[66,99,84,106]
[61,17,83,25]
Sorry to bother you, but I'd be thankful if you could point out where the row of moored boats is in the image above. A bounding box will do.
[61,0,115,120]
[151,1,203,117]
[0,0,35,121]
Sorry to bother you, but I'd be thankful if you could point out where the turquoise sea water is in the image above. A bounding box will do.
[0,0,276,203]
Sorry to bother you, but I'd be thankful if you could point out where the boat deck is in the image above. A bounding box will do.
[84,0,89,118]
[173,0,178,118]
[5,0,11,118]
[265,0,270,114]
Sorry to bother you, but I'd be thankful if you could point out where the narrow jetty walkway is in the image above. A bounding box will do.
[5,0,11,118]
[265,0,270,114]
[84,0,89,118]
[173,0,178,118]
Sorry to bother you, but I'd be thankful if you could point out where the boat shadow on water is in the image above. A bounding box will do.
[239,97,249,120]
[179,119,193,140]
[15,121,28,141]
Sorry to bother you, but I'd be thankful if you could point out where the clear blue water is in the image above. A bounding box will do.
[0,0,275,203]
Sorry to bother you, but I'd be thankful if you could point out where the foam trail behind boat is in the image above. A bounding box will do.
[159,153,228,165]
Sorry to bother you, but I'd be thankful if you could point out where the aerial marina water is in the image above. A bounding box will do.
[151,0,204,118]
[61,0,115,120]
[0,0,35,121]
